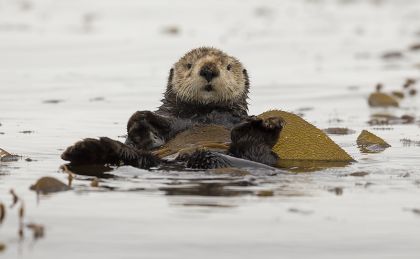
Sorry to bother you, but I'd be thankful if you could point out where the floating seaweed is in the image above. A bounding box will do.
[30,177,70,194]
[0,148,19,162]
[0,202,5,224]
[368,92,399,107]
[26,223,45,239]
[259,110,354,162]
[357,130,391,153]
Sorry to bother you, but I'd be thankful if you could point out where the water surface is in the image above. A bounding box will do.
[1,0,420,258]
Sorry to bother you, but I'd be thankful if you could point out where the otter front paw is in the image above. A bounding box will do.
[229,116,285,166]
[126,111,171,150]
[231,116,285,148]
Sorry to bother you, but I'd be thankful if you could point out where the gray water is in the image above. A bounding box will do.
[1,0,420,258]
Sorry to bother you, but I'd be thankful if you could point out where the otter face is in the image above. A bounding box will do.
[170,47,249,105]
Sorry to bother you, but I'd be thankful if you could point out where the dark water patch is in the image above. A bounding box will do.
[409,43,420,51]
[181,202,235,208]
[74,184,117,192]
[400,138,420,147]
[404,207,420,216]
[381,51,404,59]
[209,167,250,176]
[323,127,356,135]
[19,130,34,134]
[327,187,344,195]
[161,25,180,35]
[346,171,369,177]
[372,127,394,130]
[294,107,314,116]
[61,164,115,179]
[328,118,344,124]
[355,182,374,188]
[89,97,105,102]
[288,208,314,215]
[160,181,255,197]
[411,208,420,215]
[399,172,410,178]
[42,99,64,104]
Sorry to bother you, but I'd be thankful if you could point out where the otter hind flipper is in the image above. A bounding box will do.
[177,149,231,169]
[61,138,114,165]
[174,149,279,171]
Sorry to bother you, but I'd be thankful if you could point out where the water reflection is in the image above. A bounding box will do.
[61,164,115,178]
[276,160,353,172]
[161,181,255,197]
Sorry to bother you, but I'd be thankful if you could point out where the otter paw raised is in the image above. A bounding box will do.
[126,111,170,150]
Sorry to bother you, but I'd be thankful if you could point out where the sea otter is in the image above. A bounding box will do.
[61,47,284,169]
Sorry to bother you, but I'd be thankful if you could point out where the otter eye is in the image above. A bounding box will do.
[186,63,192,69]
[227,64,232,71]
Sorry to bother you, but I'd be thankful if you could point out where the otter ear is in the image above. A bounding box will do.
[242,69,250,88]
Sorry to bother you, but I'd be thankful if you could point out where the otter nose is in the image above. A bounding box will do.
[199,65,219,82]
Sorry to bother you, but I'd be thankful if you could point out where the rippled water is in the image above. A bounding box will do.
[1,0,420,258]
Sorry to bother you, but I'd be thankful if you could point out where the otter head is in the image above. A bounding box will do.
[167,47,249,106]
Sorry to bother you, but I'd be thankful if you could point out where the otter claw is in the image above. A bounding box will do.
[262,117,285,130]
[120,147,138,161]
